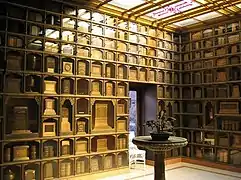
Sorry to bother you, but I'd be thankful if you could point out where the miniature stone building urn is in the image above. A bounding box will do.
[144,110,176,141]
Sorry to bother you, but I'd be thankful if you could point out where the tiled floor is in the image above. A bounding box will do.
[131,167,241,180]
[77,163,241,180]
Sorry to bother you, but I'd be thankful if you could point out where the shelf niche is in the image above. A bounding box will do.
[117,117,127,132]
[61,78,74,94]
[106,51,115,61]
[5,73,22,93]
[128,54,137,64]
[77,60,89,76]
[92,36,103,47]
[76,137,88,154]
[139,68,147,81]
[61,139,73,156]
[25,75,41,93]
[157,71,164,83]
[91,135,115,152]
[204,102,214,129]
[118,65,128,79]
[77,79,89,95]
[92,100,114,132]
[76,157,89,174]
[91,80,103,96]
[157,86,164,98]
[77,21,90,32]
[6,51,23,71]
[24,163,39,180]
[91,62,103,77]
[91,49,103,59]
[193,87,202,99]
[6,97,39,137]
[184,102,202,113]
[117,99,127,115]
[105,81,115,96]
[90,155,102,172]
[174,87,179,98]
[77,98,89,115]
[117,152,128,167]
[3,166,21,180]
[165,87,172,98]
[183,87,191,99]
[8,35,24,48]
[149,69,156,82]
[117,53,127,62]
[77,34,90,45]
[43,140,57,158]
[104,154,116,169]
[26,53,42,72]
[76,117,88,134]
[129,67,138,80]
[45,56,58,73]
[77,46,90,57]
[44,161,58,179]
[117,134,127,149]
[60,99,73,135]
[60,159,73,177]
[173,101,179,113]
[105,63,115,78]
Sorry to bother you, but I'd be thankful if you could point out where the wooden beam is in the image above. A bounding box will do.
[134,0,179,18]
[122,0,153,15]
[160,0,241,26]
[153,0,221,25]
[95,0,113,8]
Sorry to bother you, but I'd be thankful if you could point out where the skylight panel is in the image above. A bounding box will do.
[109,0,145,9]
[194,12,222,21]
[148,0,200,19]
[173,18,198,27]
[237,3,241,8]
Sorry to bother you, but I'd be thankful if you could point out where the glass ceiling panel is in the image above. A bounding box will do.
[236,3,241,8]
[105,0,241,29]
[109,0,145,9]
[173,18,199,27]
[194,12,222,21]
[147,0,200,19]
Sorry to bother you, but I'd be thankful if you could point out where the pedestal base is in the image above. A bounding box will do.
[132,136,188,180]
[155,152,165,180]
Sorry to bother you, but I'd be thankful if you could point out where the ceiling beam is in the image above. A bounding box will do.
[159,0,241,26]
[122,0,153,15]
[133,0,179,18]
[152,0,219,26]
[194,0,230,16]
[96,0,113,8]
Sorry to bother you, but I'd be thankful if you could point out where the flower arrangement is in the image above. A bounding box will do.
[144,110,176,140]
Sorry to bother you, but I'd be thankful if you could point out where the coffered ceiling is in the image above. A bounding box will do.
[74,0,241,31]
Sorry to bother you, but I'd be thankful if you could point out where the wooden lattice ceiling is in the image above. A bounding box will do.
[76,0,241,31]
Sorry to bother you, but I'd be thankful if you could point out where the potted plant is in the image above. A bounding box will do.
[144,110,176,141]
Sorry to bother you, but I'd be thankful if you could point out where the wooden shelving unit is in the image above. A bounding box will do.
[181,20,241,166]
[0,0,181,179]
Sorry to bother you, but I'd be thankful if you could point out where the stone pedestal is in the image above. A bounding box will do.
[133,136,187,180]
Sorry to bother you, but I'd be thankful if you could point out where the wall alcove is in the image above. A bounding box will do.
[92,100,114,132]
